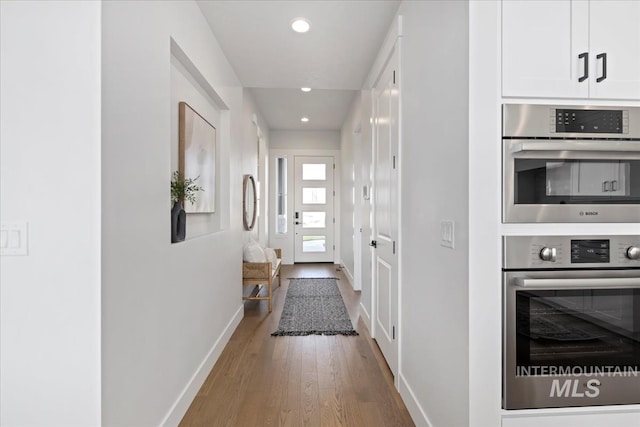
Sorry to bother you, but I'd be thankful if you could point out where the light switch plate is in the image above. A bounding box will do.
[1,221,28,256]
[440,220,454,249]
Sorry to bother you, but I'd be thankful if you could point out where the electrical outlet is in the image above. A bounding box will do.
[440,220,454,249]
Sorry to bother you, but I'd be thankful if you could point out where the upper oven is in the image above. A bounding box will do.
[503,104,640,223]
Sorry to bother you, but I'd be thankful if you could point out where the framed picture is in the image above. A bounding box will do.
[179,102,216,213]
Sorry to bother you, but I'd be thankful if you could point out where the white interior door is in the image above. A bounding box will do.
[294,156,335,263]
[372,47,399,377]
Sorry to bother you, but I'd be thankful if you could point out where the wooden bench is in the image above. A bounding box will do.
[242,248,281,312]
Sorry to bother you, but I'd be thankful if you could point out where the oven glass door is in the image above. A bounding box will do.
[504,272,640,409]
[513,158,640,205]
[516,288,640,372]
[504,140,640,222]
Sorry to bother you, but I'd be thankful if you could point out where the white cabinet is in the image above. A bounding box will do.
[502,0,640,100]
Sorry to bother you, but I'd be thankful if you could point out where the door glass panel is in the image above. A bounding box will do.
[515,288,640,374]
[302,235,326,252]
[275,157,287,234]
[302,164,326,180]
[302,212,326,228]
[302,188,326,204]
[514,159,640,204]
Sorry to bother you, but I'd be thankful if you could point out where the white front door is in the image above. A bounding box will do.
[293,156,335,263]
[372,45,399,378]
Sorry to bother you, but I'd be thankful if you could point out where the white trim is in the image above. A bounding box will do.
[359,301,371,332]
[364,15,403,89]
[341,262,355,287]
[160,304,244,427]
[399,372,434,427]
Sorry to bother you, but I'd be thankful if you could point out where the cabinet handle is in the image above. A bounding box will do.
[603,181,611,192]
[578,52,589,82]
[596,53,607,82]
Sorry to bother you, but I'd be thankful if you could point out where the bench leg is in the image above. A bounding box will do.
[268,279,273,313]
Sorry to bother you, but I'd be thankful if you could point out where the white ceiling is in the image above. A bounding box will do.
[197,0,400,130]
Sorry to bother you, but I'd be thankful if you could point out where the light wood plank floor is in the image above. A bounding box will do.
[180,263,415,427]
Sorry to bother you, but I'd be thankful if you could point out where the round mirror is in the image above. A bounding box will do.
[243,174,257,230]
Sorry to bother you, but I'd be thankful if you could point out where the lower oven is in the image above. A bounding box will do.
[503,235,640,410]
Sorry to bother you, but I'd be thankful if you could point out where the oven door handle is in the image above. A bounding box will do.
[510,141,640,157]
[515,277,640,289]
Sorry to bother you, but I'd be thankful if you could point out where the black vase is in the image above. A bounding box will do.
[171,201,186,243]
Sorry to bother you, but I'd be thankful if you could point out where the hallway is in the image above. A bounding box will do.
[180,264,414,426]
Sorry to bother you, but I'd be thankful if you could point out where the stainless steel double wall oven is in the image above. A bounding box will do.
[503,104,640,223]
[502,105,640,410]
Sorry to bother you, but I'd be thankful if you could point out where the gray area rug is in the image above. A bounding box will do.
[271,278,358,336]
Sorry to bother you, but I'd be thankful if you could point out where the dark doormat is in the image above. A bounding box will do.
[271,278,358,336]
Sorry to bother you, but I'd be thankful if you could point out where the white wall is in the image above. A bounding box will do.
[267,130,341,263]
[339,102,358,288]
[170,47,225,238]
[270,130,340,150]
[386,2,471,426]
[101,1,261,425]
[468,2,503,426]
[242,89,270,247]
[0,1,102,426]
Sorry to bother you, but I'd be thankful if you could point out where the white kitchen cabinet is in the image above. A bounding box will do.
[502,0,640,100]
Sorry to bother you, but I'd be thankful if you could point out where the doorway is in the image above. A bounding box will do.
[293,156,335,263]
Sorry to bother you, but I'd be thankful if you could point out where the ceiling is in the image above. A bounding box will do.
[197,0,400,131]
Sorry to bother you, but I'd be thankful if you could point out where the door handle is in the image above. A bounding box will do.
[602,180,611,192]
[578,52,589,82]
[596,52,607,82]
[295,221,301,225]
[514,277,640,289]
[369,240,377,248]
[612,180,618,192]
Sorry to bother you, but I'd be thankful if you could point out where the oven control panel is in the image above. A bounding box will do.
[503,235,640,269]
[554,109,627,134]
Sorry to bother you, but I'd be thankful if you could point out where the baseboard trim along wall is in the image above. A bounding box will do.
[359,302,371,332]
[341,263,355,287]
[400,372,434,427]
[160,304,244,427]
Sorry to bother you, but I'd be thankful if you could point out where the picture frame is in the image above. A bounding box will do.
[179,101,216,213]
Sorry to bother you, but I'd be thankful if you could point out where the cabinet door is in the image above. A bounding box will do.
[502,0,589,98]
[589,0,640,100]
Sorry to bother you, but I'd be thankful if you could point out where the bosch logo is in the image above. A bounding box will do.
[585,211,599,216]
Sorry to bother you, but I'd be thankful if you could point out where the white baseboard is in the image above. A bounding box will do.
[359,301,371,332]
[341,263,355,287]
[399,372,434,427]
[160,304,244,427]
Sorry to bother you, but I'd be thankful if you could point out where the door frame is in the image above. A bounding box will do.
[267,148,341,266]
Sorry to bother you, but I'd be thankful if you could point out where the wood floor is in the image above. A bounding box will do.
[180,263,415,427]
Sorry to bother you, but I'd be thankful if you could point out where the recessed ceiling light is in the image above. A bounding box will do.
[291,18,311,33]
[301,87,311,92]
[301,117,309,123]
